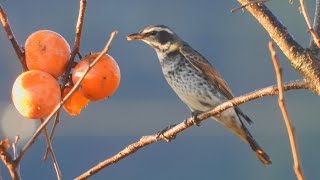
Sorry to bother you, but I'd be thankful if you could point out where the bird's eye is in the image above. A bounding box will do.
[149,31,158,36]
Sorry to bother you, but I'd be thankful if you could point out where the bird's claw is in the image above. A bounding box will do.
[191,111,202,126]
[156,124,177,142]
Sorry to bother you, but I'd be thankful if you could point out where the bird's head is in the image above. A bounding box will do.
[127,25,181,52]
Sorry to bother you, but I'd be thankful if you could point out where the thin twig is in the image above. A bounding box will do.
[74,80,307,180]
[14,31,118,166]
[68,0,87,68]
[268,42,305,180]
[46,0,87,157]
[62,0,87,87]
[39,119,62,180]
[310,0,320,52]
[231,0,269,13]
[0,139,20,180]
[0,4,28,71]
[300,0,320,48]
[44,110,60,160]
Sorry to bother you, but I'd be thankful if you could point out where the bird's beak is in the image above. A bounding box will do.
[127,33,144,41]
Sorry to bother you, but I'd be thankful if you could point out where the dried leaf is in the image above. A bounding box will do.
[0,138,10,152]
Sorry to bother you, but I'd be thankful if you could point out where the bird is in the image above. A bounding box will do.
[127,25,271,165]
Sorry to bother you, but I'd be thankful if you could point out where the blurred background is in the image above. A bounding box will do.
[0,0,319,179]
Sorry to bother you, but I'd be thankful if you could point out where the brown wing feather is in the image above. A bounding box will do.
[179,45,234,99]
[179,45,253,124]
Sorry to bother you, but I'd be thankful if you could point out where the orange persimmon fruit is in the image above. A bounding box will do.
[12,70,61,119]
[72,53,121,101]
[25,30,70,78]
[63,85,89,116]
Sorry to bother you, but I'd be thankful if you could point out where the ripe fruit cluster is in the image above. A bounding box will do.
[11,30,121,119]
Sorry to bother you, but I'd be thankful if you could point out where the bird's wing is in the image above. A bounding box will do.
[179,45,234,99]
[179,45,253,124]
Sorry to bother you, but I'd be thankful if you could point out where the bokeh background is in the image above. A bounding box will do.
[0,1,319,179]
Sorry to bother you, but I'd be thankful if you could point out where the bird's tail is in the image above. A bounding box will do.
[212,110,271,165]
[239,123,271,165]
[245,132,272,165]
[221,122,272,165]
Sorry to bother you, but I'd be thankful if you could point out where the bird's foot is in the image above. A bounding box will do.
[156,124,177,142]
[191,110,202,126]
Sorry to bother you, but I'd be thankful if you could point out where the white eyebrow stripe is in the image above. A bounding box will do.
[143,27,174,34]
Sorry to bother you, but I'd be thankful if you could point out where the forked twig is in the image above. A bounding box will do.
[44,110,60,160]
[39,119,62,180]
[74,80,307,180]
[0,139,20,180]
[268,42,305,180]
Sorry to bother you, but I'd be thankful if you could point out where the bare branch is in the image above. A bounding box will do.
[39,119,62,180]
[74,80,307,180]
[310,0,320,52]
[269,42,305,180]
[299,0,320,48]
[47,0,87,156]
[14,31,118,166]
[235,0,320,95]
[0,4,28,71]
[0,139,20,180]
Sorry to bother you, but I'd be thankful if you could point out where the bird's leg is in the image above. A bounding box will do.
[191,110,202,126]
[156,124,177,142]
